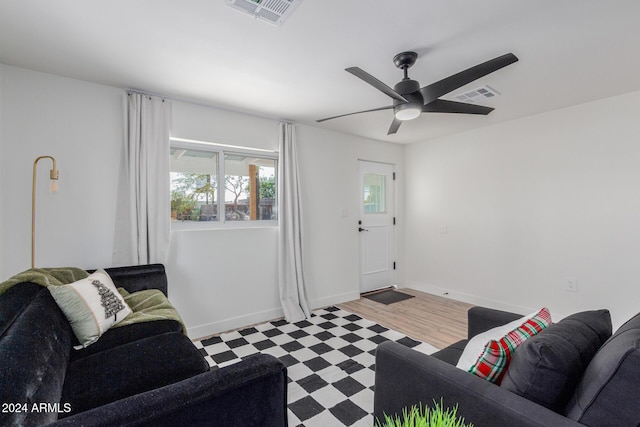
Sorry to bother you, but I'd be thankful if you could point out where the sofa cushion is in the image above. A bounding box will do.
[431,339,467,366]
[70,319,183,361]
[103,264,168,296]
[48,269,132,348]
[466,307,551,384]
[501,309,611,412]
[60,331,210,417]
[467,306,523,339]
[0,287,73,426]
[564,312,640,427]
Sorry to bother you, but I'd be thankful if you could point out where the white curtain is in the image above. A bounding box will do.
[278,122,311,322]
[113,91,171,266]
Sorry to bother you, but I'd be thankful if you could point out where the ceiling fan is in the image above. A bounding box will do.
[317,51,518,135]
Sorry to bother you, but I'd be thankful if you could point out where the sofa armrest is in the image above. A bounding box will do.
[97,264,168,296]
[374,341,581,427]
[467,306,522,339]
[50,353,287,427]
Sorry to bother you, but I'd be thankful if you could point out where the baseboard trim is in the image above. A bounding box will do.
[188,290,361,340]
[188,306,284,340]
[310,290,360,310]
[407,282,536,316]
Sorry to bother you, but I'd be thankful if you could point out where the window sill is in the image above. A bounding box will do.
[171,220,278,232]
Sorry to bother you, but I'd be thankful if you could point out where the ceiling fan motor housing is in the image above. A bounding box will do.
[394,79,421,98]
[393,79,424,119]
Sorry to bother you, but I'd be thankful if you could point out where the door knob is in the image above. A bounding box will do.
[358,227,368,232]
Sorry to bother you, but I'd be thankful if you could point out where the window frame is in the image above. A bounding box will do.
[170,138,279,230]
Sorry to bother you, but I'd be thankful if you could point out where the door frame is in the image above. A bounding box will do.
[358,159,396,293]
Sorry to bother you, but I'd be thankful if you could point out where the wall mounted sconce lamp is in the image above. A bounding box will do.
[32,155,59,268]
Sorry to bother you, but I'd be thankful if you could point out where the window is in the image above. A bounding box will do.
[170,141,277,228]
[363,173,386,213]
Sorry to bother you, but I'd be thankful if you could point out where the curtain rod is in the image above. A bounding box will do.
[126,88,167,100]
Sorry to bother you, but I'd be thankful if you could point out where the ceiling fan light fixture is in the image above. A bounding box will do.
[394,103,421,121]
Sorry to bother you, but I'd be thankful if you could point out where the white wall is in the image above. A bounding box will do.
[171,100,279,152]
[166,101,282,337]
[405,90,640,329]
[168,101,405,338]
[0,65,404,339]
[295,125,405,310]
[0,65,123,277]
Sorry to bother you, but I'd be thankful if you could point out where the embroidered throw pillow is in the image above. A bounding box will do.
[468,307,552,384]
[48,269,132,348]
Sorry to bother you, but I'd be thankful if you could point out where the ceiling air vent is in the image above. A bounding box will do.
[226,0,302,26]
[451,85,501,103]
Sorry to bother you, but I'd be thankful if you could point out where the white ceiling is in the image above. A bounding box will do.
[1,0,639,144]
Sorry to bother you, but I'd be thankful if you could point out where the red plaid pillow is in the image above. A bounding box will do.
[468,307,552,384]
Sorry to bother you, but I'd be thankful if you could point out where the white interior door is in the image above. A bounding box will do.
[359,160,395,293]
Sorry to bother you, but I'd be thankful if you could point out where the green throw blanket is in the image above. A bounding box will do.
[0,267,186,334]
[0,267,89,295]
[117,288,187,333]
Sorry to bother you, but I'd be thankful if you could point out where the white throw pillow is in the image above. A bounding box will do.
[48,269,132,348]
[456,309,542,371]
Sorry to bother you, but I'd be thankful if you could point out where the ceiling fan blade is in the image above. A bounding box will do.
[317,105,393,122]
[346,67,408,102]
[387,118,402,135]
[422,99,494,115]
[420,53,518,104]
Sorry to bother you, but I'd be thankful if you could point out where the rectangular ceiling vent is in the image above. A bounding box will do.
[226,0,302,26]
[452,85,501,103]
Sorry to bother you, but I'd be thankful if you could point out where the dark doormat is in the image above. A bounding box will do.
[363,289,415,305]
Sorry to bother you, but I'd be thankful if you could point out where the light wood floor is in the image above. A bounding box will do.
[196,288,473,348]
[338,288,474,349]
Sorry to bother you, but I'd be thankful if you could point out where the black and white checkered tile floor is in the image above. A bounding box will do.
[194,306,438,426]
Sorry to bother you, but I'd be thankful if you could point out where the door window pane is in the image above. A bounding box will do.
[363,173,386,213]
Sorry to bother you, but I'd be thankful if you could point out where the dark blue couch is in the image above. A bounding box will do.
[375,306,640,427]
[0,264,288,426]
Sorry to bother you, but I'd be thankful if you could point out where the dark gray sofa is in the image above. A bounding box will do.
[374,306,640,427]
[0,264,288,427]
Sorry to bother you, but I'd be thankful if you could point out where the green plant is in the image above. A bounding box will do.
[257,175,276,199]
[375,399,473,427]
[171,191,196,220]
